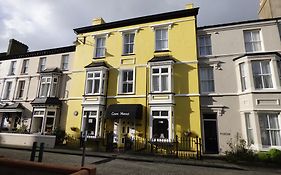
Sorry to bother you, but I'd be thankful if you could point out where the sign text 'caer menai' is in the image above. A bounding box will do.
[111,112,130,116]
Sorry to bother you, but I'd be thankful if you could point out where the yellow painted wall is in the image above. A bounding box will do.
[65,12,200,141]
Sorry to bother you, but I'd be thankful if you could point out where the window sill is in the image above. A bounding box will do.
[93,56,106,59]
[149,92,175,95]
[154,50,170,53]
[121,53,135,56]
[7,74,15,76]
[20,73,28,75]
[118,92,135,95]
[83,94,106,97]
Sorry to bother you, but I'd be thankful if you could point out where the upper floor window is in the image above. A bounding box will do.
[151,66,171,92]
[252,60,273,89]
[16,80,25,99]
[61,54,69,70]
[39,76,58,97]
[119,69,134,94]
[95,37,106,58]
[155,28,168,51]
[3,81,12,100]
[239,63,247,91]
[21,59,29,74]
[199,67,215,93]
[38,57,46,72]
[198,35,212,56]
[85,71,107,95]
[244,30,262,53]
[123,33,135,55]
[9,61,16,75]
[259,113,281,147]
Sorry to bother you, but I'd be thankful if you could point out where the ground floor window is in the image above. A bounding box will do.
[258,113,281,147]
[82,110,102,138]
[150,107,172,140]
[245,113,254,146]
[31,109,56,134]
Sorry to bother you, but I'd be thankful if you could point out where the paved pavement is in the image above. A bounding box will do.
[0,145,281,175]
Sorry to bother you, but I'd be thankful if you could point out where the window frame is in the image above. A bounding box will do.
[16,80,25,99]
[155,27,168,51]
[82,110,103,138]
[251,60,273,89]
[239,62,247,91]
[245,113,254,146]
[199,67,215,93]
[258,113,281,147]
[123,32,135,55]
[3,81,12,100]
[31,109,45,133]
[39,76,59,98]
[38,57,46,72]
[118,69,135,94]
[198,34,212,56]
[9,61,17,75]
[150,106,173,140]
[244,29,263,53]
[21,59,29,74]
[85,70,107,95]
[61,54,69,71]
[151,65,172,93]
[95,36,106,58]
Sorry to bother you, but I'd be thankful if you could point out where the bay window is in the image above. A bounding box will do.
[82,110,102,138]
[39,76,59,97]
[85,70,107,95]
[245,113,254,145]
[239,63,247,91]
[259,113,281,147]
[150,107,173,140]
[252,60,273,89]
[151,66,171,92]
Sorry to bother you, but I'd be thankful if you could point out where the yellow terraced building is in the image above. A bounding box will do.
[65,5,201,149]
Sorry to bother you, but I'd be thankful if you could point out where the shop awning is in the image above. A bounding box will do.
[105,104,143,119]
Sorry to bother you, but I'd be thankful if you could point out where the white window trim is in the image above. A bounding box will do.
[154,27,169,51]
[199,66,215,94]
[39,76,59,98]
[93,35,107,58]
[21,59,29,74]
[118,68,135,95]
[2,81,13,100]
[32,109,45,134]
[61,54,69,71]
[149,106,174,140]
[257,112,281,149]
[122,32,135,55]
[9,61,16,75]
[44,110,56,134]
[16,80,25,99]
[150,65,172,93]
[239,63,247,92]
[81,107,103,138]
[243,29,264,53]
[38,57,46,72]
[251,60,274,90]
[85,70,107,95]
[198,34,212,57]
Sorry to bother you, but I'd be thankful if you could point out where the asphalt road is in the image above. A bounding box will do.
[0,148,280,175]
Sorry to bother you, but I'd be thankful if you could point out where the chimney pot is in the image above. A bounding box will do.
[92,17,105,25]
[185,3,194,9]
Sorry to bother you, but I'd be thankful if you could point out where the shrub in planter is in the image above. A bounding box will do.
[268,149,281,163]
[257,151,271,162]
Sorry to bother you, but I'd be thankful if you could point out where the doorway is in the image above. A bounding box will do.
[203,113,219,154]
[113,118,135,149]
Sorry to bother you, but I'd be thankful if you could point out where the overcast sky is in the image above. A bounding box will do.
[0,0,259,52]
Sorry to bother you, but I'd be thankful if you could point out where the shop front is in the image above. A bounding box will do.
[105,104,142,149]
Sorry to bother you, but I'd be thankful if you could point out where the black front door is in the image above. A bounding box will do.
[203,114,218,154]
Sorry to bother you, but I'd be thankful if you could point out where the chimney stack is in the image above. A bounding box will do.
[185,3,194,9]
[92,17,105,25]
[7,39,28,55]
